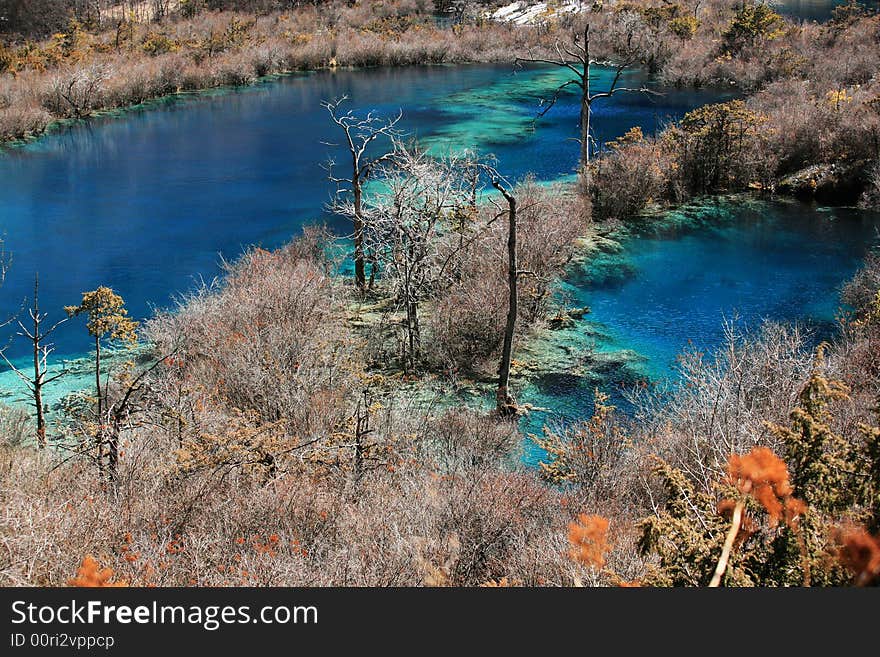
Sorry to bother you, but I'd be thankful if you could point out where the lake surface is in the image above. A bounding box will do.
[0,63,878,427]
[776,0,851,21]
[0,63,733,364]
[518,198,880,448]
[779,1,880,21]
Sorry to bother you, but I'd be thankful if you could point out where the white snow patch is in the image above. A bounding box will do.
[489,1,586,26]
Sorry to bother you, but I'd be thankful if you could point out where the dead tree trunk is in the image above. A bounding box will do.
[517,21,653,190]
[352,168,367,289]
[323,97,401,292]
[580,24,592,175]
[0,274,68,448]
[493,180,518,417]
[32,278,46,447]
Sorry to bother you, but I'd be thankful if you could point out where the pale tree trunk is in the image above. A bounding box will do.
[580,23,592,189]
[580,90,591,191]
[1,273,69,449]
[494,182,518,416]
[32,276,46,449]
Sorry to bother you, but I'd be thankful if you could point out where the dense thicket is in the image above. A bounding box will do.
[0,221,878,586]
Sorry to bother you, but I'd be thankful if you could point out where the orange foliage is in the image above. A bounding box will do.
[567,514,610,569]
[480,577,520,587]
[835,526,880,586]
[725,447,804,527]
[67,555,128,587]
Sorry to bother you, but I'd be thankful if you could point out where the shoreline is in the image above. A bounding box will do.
[1,61,495,150]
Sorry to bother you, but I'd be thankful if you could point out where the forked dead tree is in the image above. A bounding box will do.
[323,97,402,290]
[517,20,653,185]
[0,274,68,448]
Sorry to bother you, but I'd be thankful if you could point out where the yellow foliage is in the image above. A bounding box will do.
[65,286,138,344]
[607,126,644,150]
[826,88,854,108]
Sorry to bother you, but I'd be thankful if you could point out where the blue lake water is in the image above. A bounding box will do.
[0,64,733,363]
[0,63,878,427]
[776,0,851,21]
[519,198,880,447]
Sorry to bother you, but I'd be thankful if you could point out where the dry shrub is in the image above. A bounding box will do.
[40,62,110,118]
[630,321,815,493]
[0,402,29,448]
[592,126,668,221]
[425,182,585,374]
[861,162,880,209]
[534,391,638,508]
[146,227,358,433]
[0,101,51,140]
[0,398,573,586]
[843,253,880,317]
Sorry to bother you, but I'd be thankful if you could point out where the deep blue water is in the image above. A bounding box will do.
[776,0,851,21]
[0,64,733,363]
[0,63,878,428]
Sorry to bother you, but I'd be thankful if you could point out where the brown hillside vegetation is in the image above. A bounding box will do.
[1,224,877,587]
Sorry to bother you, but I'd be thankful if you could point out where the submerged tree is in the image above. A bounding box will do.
[0,274,68,448]
[517,17,653,187]
[323,96,402,291]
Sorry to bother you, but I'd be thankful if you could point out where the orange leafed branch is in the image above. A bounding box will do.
[835,527,880,586]
[711,448,804,587]
[67,555,128,587]
[726,447,805,527]
[567,514,610,569]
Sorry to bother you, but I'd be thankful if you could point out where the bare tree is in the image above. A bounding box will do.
[491,178,518,417]
[101,352,174,485]
[0,274,68,448]
[356,146,494,371]
[44,64,109,119]
[323,97,402,291]
[517,18,653,185]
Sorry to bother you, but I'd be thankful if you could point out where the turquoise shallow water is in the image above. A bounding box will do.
[518,198,880,456]
[0,63,878,431]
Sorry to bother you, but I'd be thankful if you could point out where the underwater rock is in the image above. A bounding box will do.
[548,312,575,330]
[548,306,591,329]
[585,349,646,375]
